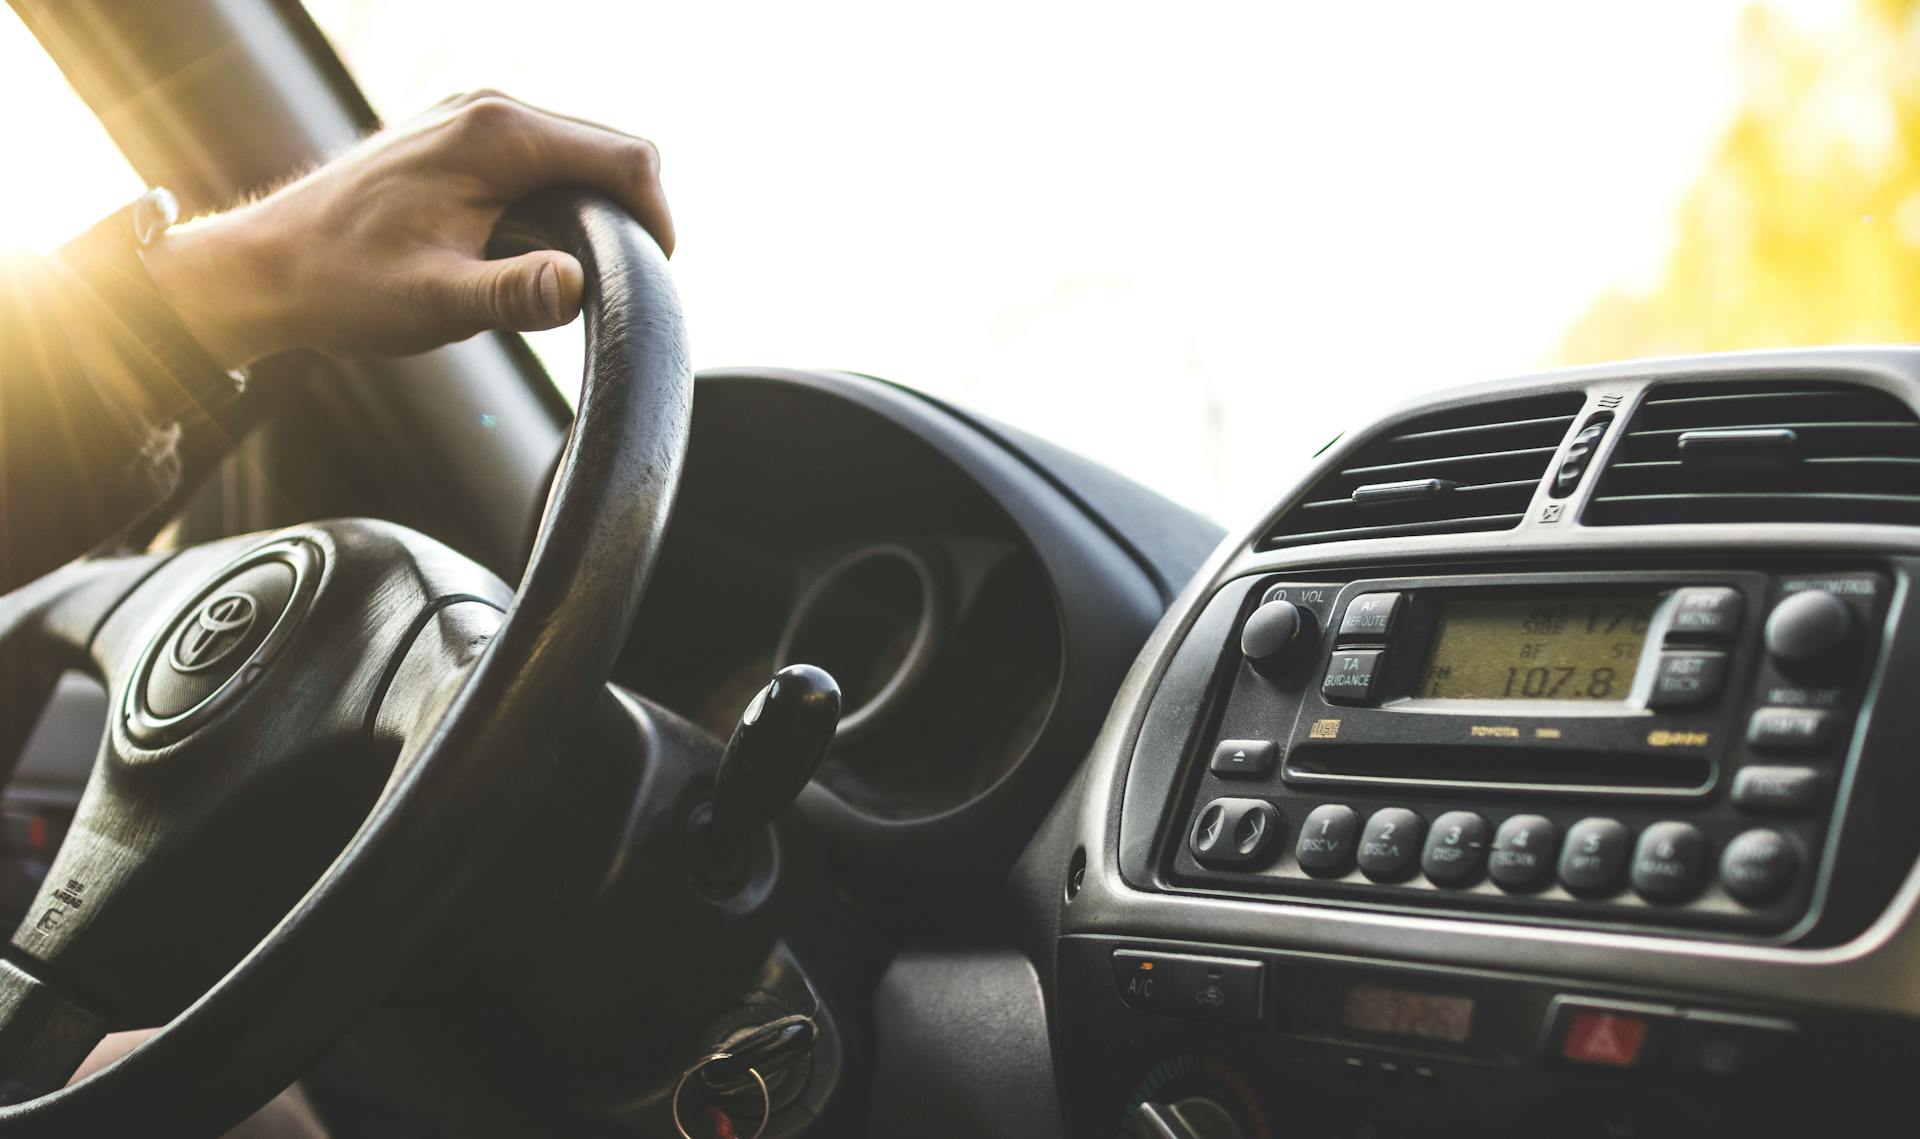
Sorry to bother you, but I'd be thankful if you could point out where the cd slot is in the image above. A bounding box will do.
[1285,743,1713,797]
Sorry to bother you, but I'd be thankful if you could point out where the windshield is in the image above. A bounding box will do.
[305,0,1914,523]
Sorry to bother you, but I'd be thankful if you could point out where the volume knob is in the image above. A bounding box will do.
[1764,591,1854,667]
[1240,599,1315,669]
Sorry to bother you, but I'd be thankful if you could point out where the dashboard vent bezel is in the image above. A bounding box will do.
[1584,378,1920,528]
[1261,392,1584,549]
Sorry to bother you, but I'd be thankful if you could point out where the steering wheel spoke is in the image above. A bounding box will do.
[0,962,106,1105]
[0,552,169,673]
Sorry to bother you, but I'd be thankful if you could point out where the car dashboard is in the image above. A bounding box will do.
[10,352,1920,1138]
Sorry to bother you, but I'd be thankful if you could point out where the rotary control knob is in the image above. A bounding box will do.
[1764,591,1854,670]
[1239,599,1316,670]
[1129,1097,1245,1139]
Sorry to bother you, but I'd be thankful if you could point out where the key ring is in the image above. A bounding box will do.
[672,1052,770,1139]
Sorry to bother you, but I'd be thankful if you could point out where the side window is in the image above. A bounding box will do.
[0,7,146,255]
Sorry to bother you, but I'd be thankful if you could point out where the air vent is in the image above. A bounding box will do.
[1263,393,1584,548]
[1585,379,1920,527]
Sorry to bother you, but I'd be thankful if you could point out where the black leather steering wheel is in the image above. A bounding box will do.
[0,191,690,1136]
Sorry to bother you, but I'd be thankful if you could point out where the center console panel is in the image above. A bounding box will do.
[1051,356,1920,1138]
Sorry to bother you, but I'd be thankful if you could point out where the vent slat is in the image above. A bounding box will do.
[1266,514,1529,548]
[1389,414,1580,445]
[1587,379,1920,528]
[1264,392,1583,548]
[1339,446,1563,481]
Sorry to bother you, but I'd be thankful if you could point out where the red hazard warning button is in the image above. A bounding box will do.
[1544,997,1675,1070]
[1563,1011,1646,1067]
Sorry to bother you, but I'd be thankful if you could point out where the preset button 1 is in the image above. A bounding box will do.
[1295,804,1361,876]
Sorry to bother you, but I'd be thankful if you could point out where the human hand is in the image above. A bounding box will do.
[143,91,674,368]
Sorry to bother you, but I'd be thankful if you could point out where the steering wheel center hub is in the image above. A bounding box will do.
[126,539,322,747]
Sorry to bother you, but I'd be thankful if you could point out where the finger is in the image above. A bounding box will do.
[443,98,677,257]
[437,249,586,334]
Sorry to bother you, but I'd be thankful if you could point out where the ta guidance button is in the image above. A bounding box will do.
[1322,649,1385,705]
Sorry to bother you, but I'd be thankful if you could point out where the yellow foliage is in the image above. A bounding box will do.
[1556,0,1920,365]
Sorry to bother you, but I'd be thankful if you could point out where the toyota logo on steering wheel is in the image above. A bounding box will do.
[169,591,260,673]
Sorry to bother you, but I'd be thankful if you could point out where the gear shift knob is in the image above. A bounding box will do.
[696,664,841,864]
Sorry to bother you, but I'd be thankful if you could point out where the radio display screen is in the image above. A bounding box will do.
[1417,592,1659,701]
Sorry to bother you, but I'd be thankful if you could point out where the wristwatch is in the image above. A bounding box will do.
[55,187,248,424]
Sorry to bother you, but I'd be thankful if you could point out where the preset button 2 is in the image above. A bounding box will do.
[1356,808,1425,882]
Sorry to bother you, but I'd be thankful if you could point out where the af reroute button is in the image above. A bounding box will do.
[126,539,322,747]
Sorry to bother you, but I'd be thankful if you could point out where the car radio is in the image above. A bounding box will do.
[1158,567,1890,936]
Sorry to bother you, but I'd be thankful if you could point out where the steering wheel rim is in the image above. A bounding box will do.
[0,189,690,1135]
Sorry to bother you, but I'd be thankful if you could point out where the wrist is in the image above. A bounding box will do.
[144,207,291,369]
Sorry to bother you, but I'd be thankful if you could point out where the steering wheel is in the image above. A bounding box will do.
[0,192,690,1135]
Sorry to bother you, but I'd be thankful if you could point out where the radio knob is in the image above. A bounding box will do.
[1241,599,1316,669]
[1764,591,1854,667]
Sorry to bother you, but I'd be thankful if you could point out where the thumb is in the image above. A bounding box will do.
[456,250,585,332]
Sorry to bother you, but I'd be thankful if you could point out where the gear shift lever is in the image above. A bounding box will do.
[691,664,841,880]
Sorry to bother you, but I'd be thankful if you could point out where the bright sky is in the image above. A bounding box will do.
[0,2,1837,524]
